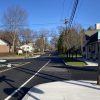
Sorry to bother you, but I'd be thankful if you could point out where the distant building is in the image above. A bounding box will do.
[20,44,34,53]
[0,38,12,53]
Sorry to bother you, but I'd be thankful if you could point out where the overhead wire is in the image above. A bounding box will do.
[73,0,83,22]
[0,0,79,30]
[68,0,79,28]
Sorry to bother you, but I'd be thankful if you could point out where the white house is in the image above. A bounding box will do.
[20,44,34,53]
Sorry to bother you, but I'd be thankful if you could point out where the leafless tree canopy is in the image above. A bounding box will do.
[3,6,27,31]
[3,6,28,52]
[35,29,50,52]
[20,28,33,44]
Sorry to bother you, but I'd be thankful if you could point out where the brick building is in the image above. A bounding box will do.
[0,39,12,53]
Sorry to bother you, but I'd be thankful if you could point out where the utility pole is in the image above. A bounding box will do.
[64,19,69,56]
[97,30,100,85]
[64,0,79,57]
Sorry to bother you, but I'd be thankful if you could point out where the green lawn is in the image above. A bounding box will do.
[59,54,82,58]
[64,58,86,67]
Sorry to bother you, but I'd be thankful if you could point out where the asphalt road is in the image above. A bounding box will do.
[0,52,98,100]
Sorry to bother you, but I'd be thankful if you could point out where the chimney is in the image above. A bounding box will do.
[96,23,100,30]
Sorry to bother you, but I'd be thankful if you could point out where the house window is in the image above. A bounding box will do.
[83,47,85,51]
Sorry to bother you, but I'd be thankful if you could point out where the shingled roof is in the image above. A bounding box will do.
[85,30,98,37]
[88,32,98,44]
[0,38,12,45]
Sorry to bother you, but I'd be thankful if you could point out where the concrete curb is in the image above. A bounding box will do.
[62,59,98,71]
[62,58,98,67]
[0,55,41,60]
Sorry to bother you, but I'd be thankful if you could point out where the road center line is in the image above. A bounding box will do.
[4,60,51,100]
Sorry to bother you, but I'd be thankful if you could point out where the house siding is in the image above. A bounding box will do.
[0,45,10,53]
[20,44,33,53]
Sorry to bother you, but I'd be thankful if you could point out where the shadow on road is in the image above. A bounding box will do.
[0,76,30,99]
[14,66,69,81]
[0,76,14,88]
[65,65,97,72]
[4,87,31,99]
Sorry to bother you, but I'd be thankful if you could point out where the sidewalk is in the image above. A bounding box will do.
[0,55,40,60]
[23,80,100,100]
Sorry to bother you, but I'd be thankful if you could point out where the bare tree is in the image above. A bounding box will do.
[35,38,44,52]
[20,28,33,44]
[50,30,59,50]
[87,25,95,30]
[37,29,49,52]
[0,31,16,45]
[3,6,27,52]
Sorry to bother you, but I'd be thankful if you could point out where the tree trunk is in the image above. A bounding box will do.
[72,52,73,59]
[12,36,16,53]
[12,40,15,53]
[76,51,77,59]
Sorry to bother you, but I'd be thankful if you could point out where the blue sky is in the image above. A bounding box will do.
[0,0,100,31]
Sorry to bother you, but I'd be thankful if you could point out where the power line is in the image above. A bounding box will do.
[73,0,83,21]
[29,22,62,26]
[68,0,79,28]
[0,22,63,28]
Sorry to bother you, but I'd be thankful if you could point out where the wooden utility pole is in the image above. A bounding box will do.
[97,31,100,85]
